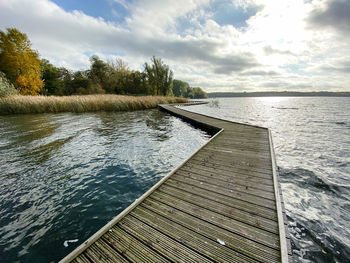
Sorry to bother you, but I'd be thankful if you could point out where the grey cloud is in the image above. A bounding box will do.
[263,46,293,56]
[320,64,350,73]
[308,0,350,33]
[262,82,288,88]
[211,54,259,74]
[286,84,314,90]
[0,0,260,75]
[262,81,313,90]
[116,37,259,75]
[240,70,279,76]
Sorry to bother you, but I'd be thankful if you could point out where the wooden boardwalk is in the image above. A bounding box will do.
[60,104,291,263]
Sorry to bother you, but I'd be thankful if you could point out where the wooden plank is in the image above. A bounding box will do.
[179,165,275,190]
[191,155,273,174]
[195,155,272,169]
[73,254,90,263]
[269,130,290,262]
[211,133,270,142]
[149,191,280,249]
[157,184,278,233]
[189,158,273,177]
[93,240,129,262]
[118,216,214,263]
[83,240,129,263]
[169,175,277,208]
[209,134,268,142]
[176,167,274,194]
[206,145,270,155]
[197,148,272,163]
[209,137,269,152]
[216,130,269,137]
[103,226,170,263]
[203,145,271,158]
[131,205,259,263]
[182,162,274,184]
[141,198,281,263]
[164,178,277,220]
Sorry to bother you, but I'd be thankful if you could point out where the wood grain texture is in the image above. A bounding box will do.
[60,103,290,263]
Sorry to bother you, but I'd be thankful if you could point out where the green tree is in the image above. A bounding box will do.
[173,79,190,97]
[0,28,43,95]
[69,71,90,95]
[124,71,148,95]
[172,79,207,99]
[192,87,208,99]
[144,56,173,96]
[184,86,193,98]
[107,58,130,94]
[89,55,111,92]
[41,59,67,95]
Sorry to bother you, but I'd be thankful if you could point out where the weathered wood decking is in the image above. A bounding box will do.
[60,104,291,263]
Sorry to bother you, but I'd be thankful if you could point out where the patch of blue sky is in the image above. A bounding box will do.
[106,51,127,57]
[175,14,207,37]
[83,51,96,58]
[283,62,309,75]
[209,0,260,28]
[84,50,126,60]
[51,0,129,24]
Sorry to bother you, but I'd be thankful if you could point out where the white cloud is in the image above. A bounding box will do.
[0,0,349,92]
[125,0,210,36]
[111,0,130,9]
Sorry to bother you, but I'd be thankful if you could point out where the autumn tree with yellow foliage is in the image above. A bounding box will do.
[0,28,43,95]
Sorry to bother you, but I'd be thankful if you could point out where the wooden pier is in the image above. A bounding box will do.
[60,104,291,263]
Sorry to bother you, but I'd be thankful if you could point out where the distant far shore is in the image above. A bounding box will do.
[0,95,187,115]
[208,91,350,98]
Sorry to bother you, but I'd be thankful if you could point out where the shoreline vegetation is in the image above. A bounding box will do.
[0,28,207,107]
[0,28,206,115]
[0,95,188,115]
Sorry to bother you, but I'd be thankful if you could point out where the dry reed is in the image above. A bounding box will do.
[0,95,188,115]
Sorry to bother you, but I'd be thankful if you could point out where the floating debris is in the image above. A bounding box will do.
[63,239,79,247]
[217,238,225,246]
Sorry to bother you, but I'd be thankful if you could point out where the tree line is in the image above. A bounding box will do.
[0,28,207,98]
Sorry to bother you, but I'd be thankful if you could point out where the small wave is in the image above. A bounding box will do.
[272,106,299,110]
[287,215,350,262]
[334,121,350,129]
[335,122,346,125]
[279,168,342,193]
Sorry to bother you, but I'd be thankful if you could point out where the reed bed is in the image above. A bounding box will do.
[0,95,188,115]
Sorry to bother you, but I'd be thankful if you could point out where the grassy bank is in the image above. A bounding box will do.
[0,95,188,115]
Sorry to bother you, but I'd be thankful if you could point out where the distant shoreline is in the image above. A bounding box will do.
[208,91,350,98]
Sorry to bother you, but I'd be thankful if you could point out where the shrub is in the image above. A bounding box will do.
[0,72,18,97]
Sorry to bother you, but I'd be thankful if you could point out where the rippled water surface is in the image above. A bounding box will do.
[186,97,350,263]
[0,110,209,263]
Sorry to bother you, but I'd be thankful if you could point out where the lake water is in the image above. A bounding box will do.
[1,98,349,263]
[0,110,209,263]
[186,97,350,263]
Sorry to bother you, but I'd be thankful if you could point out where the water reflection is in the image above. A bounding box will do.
[0,109,209,263]
[145,110,174,141]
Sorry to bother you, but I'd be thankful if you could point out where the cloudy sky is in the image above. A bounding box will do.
[0,0,349,92]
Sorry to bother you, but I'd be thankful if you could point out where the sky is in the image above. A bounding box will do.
[0,0,349,92]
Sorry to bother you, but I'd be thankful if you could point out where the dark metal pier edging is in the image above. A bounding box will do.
[60,103,291,263]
